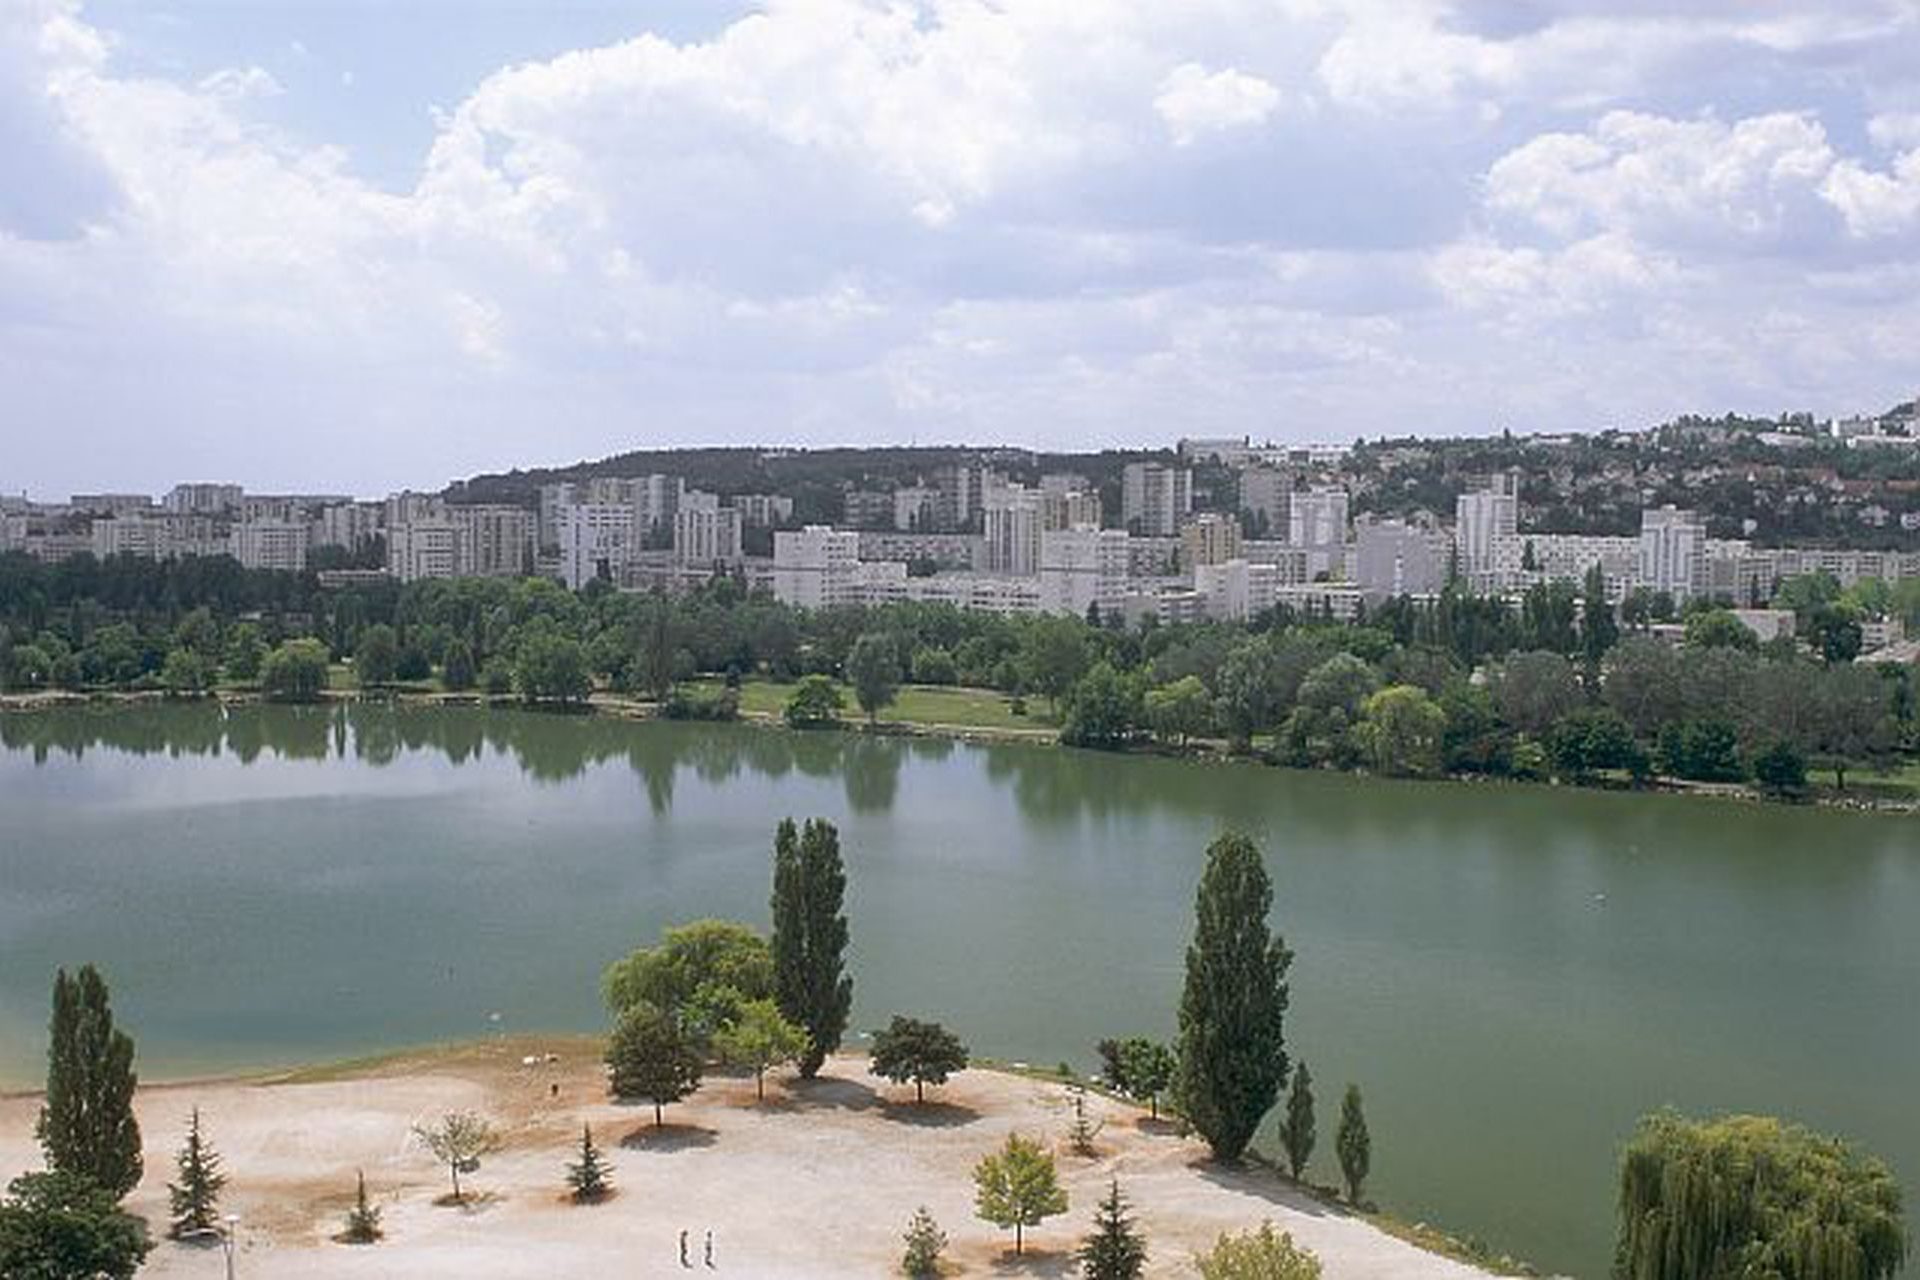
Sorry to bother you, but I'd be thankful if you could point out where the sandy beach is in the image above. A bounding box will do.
[0,1038,1492,1278]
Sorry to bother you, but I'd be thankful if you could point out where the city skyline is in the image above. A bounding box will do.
[5,2,1920,497]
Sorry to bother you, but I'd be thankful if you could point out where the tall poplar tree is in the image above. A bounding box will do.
[1337,1084,1371,1204]
[770,817,853,1078]
[1278,1060,1315,1180]
[38,966,143,1199]
[1174,833,1291,1162]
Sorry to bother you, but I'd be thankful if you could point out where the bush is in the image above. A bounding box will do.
[784,675,845,728]
[663,686,740,721]
[910,646,958,685]
[1751,740,1810,801]
[260,638,330,703]
[1195,1223,1322,1280]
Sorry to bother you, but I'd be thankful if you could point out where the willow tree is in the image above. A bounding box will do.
[1614,1112,1907,1280]
[1174,832,1292,1162]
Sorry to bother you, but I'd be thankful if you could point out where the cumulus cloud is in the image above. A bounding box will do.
[1,0,1919,494]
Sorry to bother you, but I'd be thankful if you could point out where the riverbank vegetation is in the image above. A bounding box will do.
[3,553,1916,808]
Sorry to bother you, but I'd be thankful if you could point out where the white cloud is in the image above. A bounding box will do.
[1154,62,1280,145]
[196,66,282,100]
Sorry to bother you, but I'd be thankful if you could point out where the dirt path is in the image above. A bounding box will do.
[0,1039,1491,1278]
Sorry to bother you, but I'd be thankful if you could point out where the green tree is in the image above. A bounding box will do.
[410,1111,499,1203]
[901,1206,947,1277]
[1194,1223,1323,1280]
[1811,663,1899,789]
[1546,706,1645,782]
[910,645,957,686]
[1614,1112,1907,1280]
[1491,650,1583,737]
[1175,833,1292,1163]
[1117,1039,1176,1119]
[1060,661,1143,749]
[0,1171,151,1280]
[602,919,774,1018]
[441,638,477,691]
[1077,1178,1148,1280]
[1278,1061,1315,1180]
[1581,563,1619,666]
[224,624,266,682]
[1357,684,1446,776]
[160,647,214,697]
[1214,638,1282,751]
[783,675,845,728]
[846,633,901,724]
[38,966,143,1200]
[1751,739,1809,801]
[1654,719,1745,783]
[606,1002,703,1125]
[770,817,853,1078]
[166,1107,226,1240]
[1336,1084,1370,1204]
[340,1170,382,1243]
[1601,637,1686,738]
[515,631,592,705]
[714,998,808,1101]
[1020,616,1091,716]
[973,1132,1068,1256]
[1145,674,1213,747]
[565,1124,612,1203]
[354,623,399,686]
[869,1015,969,1104]
[260,637,330,703]
[1683,609,1759,653]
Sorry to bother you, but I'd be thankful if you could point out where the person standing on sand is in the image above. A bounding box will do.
[679,1229,690,1268]
[704,1229,714,1268]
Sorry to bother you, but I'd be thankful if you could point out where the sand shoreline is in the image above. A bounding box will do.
[0,1036,1512,1278]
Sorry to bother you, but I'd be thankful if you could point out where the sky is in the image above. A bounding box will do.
[3,1,1919,499]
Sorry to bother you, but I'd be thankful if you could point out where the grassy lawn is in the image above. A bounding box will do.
[706,678,1051,733]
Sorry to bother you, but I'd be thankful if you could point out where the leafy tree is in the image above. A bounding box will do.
[1615,1112,1907,1280]
[166,1107,226,1240]
[515,631,592,705]
[1194,1222,1323,1280]
[39,966,143,1199]
[1145,675,1213,747]
[910,645,958,685]
[260,637,330,703]
[1811,663,1899,788]
[1061,661,1143,749]
[0,1171,151,1280]
[410,1111,500,1203]
[1357,684,1446,776]
[1175,833,1292,1163]
[1808,604,1865,665]
[160,647,214,697]
[901,1206,947,1277]
[606,1002,703,1125]
[1546,706,1646,782]
[1581,563,1619,666]
[441,638,477,691]
[4,641,51,690]
[846,633,901,724]
[973,1133,1068,1256]
[223,623,265,681]
[1491,650,1583,737]
[1654,719,1746,783]
[602,919,774,1018]
[1336,1084,1371,1204]
[566,1124,612,1203]
[1602,637,1685,738]
[1077,1178,1148,1280]
[869,1015,969,1104]
[1020,616,1090,714]
[714,998,808,1101]
[1751,739,1810,801]
[1214,638,1282,750]
[1117,1039,1176,1119]
[1438,681,1513,775]
[1683,609,1759,653]
[340,1170,382,1243]
[1278,1060,1315,1180]
[783,674,845,728]
[354,623,399,686]
[770,817,853,1078]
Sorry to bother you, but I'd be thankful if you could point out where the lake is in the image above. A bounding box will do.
[2,703,1916,1276]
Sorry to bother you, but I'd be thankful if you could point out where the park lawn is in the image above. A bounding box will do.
[717,678,1047,732]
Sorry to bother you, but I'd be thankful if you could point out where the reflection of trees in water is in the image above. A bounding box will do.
[841,735,904,814]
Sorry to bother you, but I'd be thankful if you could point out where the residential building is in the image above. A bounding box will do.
[982,484,1043,576]
[71,494,155,518]
[726,493,794,528]
[1354,517,1448,599]
[230,519,310,572]
[315,501,385,554]
[843,489,894,529]
[1288,486,1351,579]
[1638,506,1708,601]
[672,492,744,569]
[1181,512,1244,568]
[1039,487,1101,532]
[1038,525,1130,617]
[773,526,864,609]
[164,483,242,515]
[892,486,938,531]
[450,504,533,578]
[1178,436,1256,467]
[91,515,174,560]
[557,502,635,589]
[1195,559,1284,621]
[1455,471,1519,589]
[1238,465,1292,539]
[388,519,460,583]
[856,531,983,570]
[1121,462,1192,537]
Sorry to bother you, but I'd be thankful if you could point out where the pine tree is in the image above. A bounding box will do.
[166,1108,226,1240]
[38,966,143,1199]
[566,1124,612,1203]
[900,1205,947,1277]
[1174,833,1292,1163]
[1278,1061,1315,1180]
[340,1170,382,1244]
[1337,1084,1371,1205]
[770,817,853,1078]
[1076,1178,1148,1279]
[1066,1086,1104,1156]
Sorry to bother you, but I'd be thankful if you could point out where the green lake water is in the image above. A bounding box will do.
[1,703,1916,1276]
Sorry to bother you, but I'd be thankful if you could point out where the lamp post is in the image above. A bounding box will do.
[220,1214,238,1280]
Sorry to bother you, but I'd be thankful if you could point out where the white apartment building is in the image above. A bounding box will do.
[1638,506,1708,601]
[1121,462,1192,538]
[164,483,242,515]
[1178,436,1256,467]
[1040,487,1101,532]
[452,505,533,578]
[558,503,636,589]
[1238,465,1292,539]
[91,515,174,561]
[1038,526,1131,617]
[1288,486,1351,580]
[1195,559,1284,621]
[673,492,744,569]
[728,493,794,527]
[1486,532,1638,597]
[857,530,984,568]
[773,526,864,609]
[387,520,459,582]
[1354,517,1448,599]
[315,501,385,554]
[230,519,310,573]
[1455,472,1519,589]
[903,572,1042,616]
[892,486,938,532]
[983,485,1043,576]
